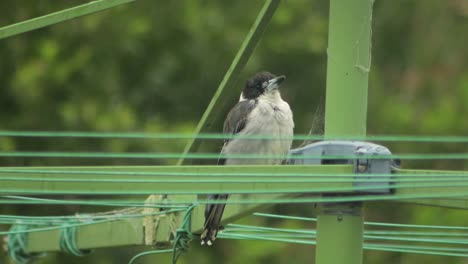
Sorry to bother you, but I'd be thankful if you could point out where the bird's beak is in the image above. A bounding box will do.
[266,75,286,91]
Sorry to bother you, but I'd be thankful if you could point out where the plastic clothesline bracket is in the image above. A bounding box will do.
[288,140,397,195]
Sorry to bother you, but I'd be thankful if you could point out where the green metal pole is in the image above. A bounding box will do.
[316,204,364,263]
[324,0,373,138]
[316,0,374,263]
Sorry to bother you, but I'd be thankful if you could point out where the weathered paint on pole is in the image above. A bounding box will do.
[317,0,374,263]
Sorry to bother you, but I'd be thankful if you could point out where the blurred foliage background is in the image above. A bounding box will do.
[0,0,467,263]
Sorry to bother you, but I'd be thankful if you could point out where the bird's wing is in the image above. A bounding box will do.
[218,99,257,165]
[223,100,257,138]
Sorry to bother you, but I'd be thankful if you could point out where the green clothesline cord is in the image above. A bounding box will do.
[128,249,173,264]
[227,224,314,234]
[224,223,468,245]
[222,229,468,241]
[364,230,468,237]
[253,213,468,230]
[5,207,193,263]
[4,219,115,236]
[7,225,46,264]
[3,207,468,260]
[0,210,189,225]
[223,227,468,245]
[172,204,196,264]
[219,232,314,245]
[224,229,468,238]
[1,131,468,143]
[1,169,468,179]
[364,245,468,258]
[364,235,468,245]
[365,243,468,253]
[1,175,467,184]
[1,151,467,160]
[219,227,468,257]
[0,209,187,236]
[3,205,196,263]
[1,190,467,206]
[127,204,196,264]
[59,223,92,256]
[225,225,468,255]
[1,195,191,208]
[219,232,468,257]
[0,179,467,196]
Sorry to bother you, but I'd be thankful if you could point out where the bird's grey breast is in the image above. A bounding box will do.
[222,98,294,165]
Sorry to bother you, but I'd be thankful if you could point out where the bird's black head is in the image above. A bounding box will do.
[242,71,286,100]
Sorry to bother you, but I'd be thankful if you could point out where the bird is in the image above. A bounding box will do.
[200,71,295,245]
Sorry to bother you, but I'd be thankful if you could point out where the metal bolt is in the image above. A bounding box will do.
[358,164,367,172]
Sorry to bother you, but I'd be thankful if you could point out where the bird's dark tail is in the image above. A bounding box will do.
[200,194,229,245]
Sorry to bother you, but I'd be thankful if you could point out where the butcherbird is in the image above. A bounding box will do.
[201,71,294,245]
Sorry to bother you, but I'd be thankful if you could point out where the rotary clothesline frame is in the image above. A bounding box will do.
[0,1,467,264]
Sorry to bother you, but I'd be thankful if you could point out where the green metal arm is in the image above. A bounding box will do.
[5,164,465,254]
[24,192,292,253]
[0,0,135,40]
[0,165,353,195]
[4,164,348,253]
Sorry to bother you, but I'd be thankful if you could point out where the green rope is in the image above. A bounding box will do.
[128,249,173,264]
[223,223,468,245]
[226,223,315,235]
[366,243,468,253]
[59,223,92,256]
[1,131,468,143]
[1,190,467,207]
[364,221,468,230]
[254,212,468,230]
[0,210,187,224]
[0,168,467,196]
[3,208,467,260]
[1,168,467,178]
[1,151,467,160]
[172,204,197,264]
[1,173,467,183]
[219,222,468,257]
[127,205,197,264]
[0,183,465,196]
[2,220,111,236]
[253,212,317,221]
[0,209,188,236]
[219,232,468,257]
[7,224,46,264]
[219,232,315,245]
[1,175,467,184]
[364,235,468,245]
[364,230,468,237]
[364,244,468,257]
[1,195,189,208]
